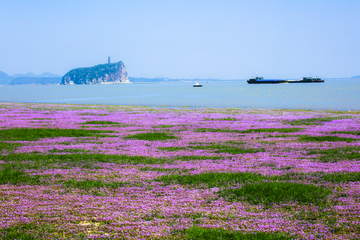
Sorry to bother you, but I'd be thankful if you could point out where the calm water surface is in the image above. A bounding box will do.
[1,79,359,110]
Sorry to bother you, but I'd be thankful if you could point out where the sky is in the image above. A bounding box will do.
[1,0,359,79]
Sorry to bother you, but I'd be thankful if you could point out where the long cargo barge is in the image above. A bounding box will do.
[247,77,288,84]
[247,76,324,84]
[288,77,324,83]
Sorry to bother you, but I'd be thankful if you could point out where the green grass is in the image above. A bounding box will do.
[267,135,300,138]
[48,149,91,153]
[152,125,182,128]
[0,142,22,153]
[307,147,360,162]
[158,147,188,151]
[299,135,357,143]
[82,120,119,124]
[320,172,360,183]
[183,227,291,240]
[195,128,243,133]
[0,165,41,185]
[204,117,239,121]
[139,167,184,172]
[286,116,352,125]
[240,128,302,133]
[124,132,177,141]
[0,128,116,141]
[189,144,265,154]
[221,182,331,206]
[63,179,127,189]
[195,128,302,134]
[0,224,54,240]
[174,155,223,161]
[157,172,277,187]
[1,153,169,169]
[330,130,360,135]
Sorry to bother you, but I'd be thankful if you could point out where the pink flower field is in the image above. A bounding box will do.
[0,103,359,239]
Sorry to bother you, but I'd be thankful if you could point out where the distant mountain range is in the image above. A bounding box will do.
[12,72,62,78]
[0,71,62,85]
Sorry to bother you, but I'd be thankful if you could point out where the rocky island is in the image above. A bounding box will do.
[61,60,130,85]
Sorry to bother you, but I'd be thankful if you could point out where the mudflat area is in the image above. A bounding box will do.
[0,103,359,239]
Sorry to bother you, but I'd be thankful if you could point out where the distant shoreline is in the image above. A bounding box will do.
[2,78,360,86]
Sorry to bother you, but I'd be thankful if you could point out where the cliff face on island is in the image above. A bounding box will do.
[61,61,129,85]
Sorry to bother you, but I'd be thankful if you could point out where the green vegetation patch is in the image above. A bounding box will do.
[0,165,41,185]
[157,172,277,187]
[32,118,53,120]
[330,130,360,135]
[0,223,55,240]
[189,144,265,154]
[204,117,239,121]
[158,147,188,151]
[195,128,242,133]
[240,128,302,133]
[174,155,223,161]
[196,128,302,134]
[48,149,91,154]
[0,128,116,141]
[152,125,183,128]
[0,142,22,153]
[221,182,331,206]
[307,147,360,162]
[1,153,169,169]
[82,120,119,125]
[267,135,300,138]
[183,227,291,240]
[124,132,177,141]
[320,172,360,183]
[63,179,127,189]
[140,167,181,172]
[299,135,357,143]
[286,116,352,126]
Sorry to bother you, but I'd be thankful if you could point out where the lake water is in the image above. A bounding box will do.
[1,79,359,110]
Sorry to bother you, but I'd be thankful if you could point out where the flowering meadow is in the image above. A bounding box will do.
[0,102,360,239]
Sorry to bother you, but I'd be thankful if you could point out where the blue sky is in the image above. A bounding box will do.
[1,0,359,79]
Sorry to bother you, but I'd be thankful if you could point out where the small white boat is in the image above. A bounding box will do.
[193,82,202,87]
